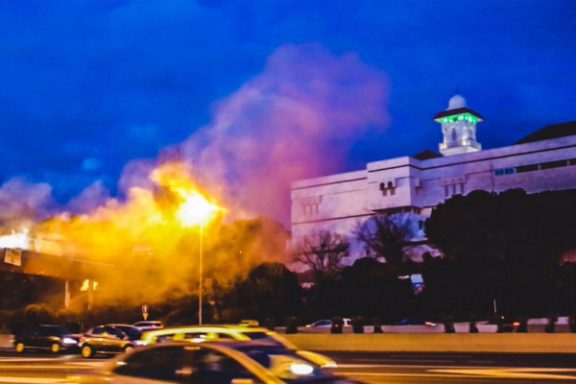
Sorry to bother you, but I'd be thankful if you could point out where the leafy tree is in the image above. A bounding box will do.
[228,262,301,323]
[340,257,416,322]
[425,188,576,318]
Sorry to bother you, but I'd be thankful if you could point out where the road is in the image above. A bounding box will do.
[1,352,576,383]
[330,352,576,383]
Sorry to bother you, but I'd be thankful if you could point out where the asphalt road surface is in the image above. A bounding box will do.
[1,351,576,383]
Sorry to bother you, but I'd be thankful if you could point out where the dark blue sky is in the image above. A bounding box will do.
[1,0,575,219]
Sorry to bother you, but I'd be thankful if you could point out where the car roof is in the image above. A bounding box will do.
[106,323,138,327]
[143,324,270,334]
[140,324,276,342]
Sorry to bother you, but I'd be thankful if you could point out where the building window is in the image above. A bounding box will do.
[444,182,464,198]
[540,160,567,170]
[300,197,321,216]
[379,181,396,196]
[494,168,515,176]
[516,164,539,173]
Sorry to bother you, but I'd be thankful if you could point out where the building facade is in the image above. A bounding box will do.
[291,94,576,264]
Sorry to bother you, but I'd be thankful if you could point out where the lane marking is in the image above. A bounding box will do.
[0,358,63,363]
[338,371,482,378]
[0,377,66,384]
[348,358,455,364]
[432,367,576,381]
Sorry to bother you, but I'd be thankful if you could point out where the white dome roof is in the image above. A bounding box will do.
[448,94,467,110]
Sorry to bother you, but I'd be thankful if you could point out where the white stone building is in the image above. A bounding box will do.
[291,94,576,264]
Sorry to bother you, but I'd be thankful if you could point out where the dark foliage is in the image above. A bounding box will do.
[425,188,576,318]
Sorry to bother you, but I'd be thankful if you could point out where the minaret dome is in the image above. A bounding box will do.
[448,93,467,110]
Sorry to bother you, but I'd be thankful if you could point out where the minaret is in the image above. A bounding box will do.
[434,93,482,156]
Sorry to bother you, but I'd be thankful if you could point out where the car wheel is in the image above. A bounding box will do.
[15,343,25,353]
[123,345,134,354]
[50,343,61,354]
[81,345,94,358]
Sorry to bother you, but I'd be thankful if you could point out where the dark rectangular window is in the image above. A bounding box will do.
[516,164,539,173]
[540,160,567,170]
[569,158,576,166]
[494,168,515,176]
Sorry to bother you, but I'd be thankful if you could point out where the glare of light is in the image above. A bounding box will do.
[62,337,78,345]
[176,191,221,228]
[0,230,30,250]
[290,363,314,376]
[80,279,99,292]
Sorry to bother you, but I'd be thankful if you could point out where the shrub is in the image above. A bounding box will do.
[352,316,365,334]
[285,316,298,334]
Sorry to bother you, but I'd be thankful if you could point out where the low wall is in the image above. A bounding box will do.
[284,333,576,354]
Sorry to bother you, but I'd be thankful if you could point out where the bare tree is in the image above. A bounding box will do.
[292,231,349,281]
[357,213,411,265]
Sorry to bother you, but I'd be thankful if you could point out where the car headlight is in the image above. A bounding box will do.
[290,363,314,376]
[62,337,78,345]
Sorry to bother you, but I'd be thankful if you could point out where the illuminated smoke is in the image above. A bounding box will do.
[0,178,54,232]
[1,44,389,308]
[183,44,389,223]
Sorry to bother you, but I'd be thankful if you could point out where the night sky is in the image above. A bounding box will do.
[1,0,575,223]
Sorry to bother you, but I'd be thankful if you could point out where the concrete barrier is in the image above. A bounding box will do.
[284,333,576,354]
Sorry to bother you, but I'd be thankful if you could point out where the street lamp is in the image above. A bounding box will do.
[176,191,221,325]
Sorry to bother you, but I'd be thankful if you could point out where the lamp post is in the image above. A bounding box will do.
[176,192,221,325]
[198,223,204,325]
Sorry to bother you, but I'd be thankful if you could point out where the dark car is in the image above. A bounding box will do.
[14,324,80,354]
[79,325,136,358]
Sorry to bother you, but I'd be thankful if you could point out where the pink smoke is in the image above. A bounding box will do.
[183,44,390,223]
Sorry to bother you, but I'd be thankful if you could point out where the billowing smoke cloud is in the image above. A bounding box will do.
[183,44,389,222]
[0,44,389,308]
[0,178,54,230]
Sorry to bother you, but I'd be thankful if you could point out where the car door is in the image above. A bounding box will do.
[36,327,53,349]
[182,348,266,384]
[113,345,185,382]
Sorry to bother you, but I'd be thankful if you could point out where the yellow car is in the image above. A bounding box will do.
[140,324,337,368]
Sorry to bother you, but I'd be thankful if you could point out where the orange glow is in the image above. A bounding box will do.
[16,160,288,309]
[175,191,222,228]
